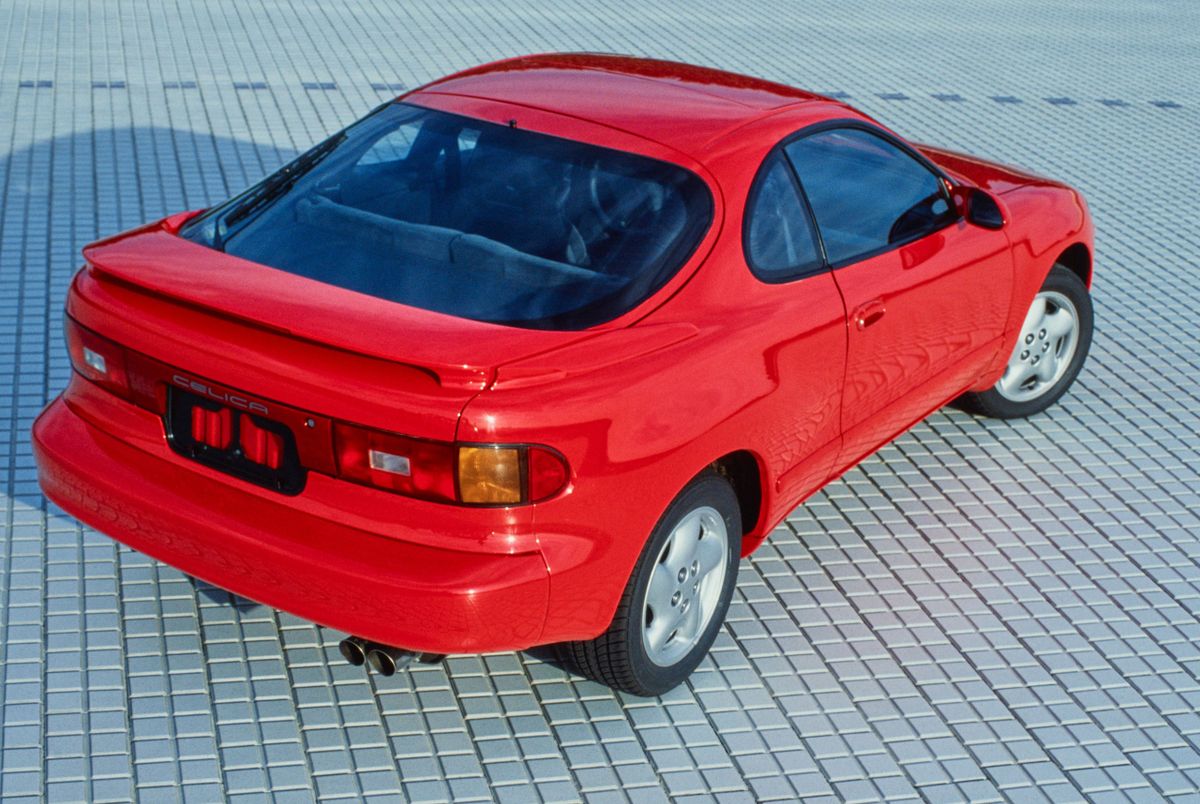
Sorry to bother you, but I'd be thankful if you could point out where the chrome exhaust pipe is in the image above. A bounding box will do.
[338,637,368,666]
[366,644,418,676]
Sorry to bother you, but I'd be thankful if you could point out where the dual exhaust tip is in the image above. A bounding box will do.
[338,637,442,676]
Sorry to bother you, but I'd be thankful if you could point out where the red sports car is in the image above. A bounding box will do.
[33,54,1093,695]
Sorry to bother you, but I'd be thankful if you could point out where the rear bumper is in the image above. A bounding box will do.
[32,382,550,654]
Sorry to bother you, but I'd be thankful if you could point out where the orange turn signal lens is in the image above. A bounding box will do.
[457,446,522,504]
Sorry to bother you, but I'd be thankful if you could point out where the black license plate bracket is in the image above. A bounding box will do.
[165,388,306,495]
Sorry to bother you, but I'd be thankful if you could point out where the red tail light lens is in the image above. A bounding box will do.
[334,423,570,506]
[65,317,132,400]
[239,415,284,469]
[192,405,234,449]
[334,423,458,503]
[528,446,569,502]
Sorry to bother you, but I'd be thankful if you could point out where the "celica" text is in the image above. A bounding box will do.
[172,374,269,415]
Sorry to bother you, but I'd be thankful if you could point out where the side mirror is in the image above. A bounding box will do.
[957,187,1006,230]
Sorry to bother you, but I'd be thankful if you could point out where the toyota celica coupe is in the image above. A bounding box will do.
[33,54,1094,695]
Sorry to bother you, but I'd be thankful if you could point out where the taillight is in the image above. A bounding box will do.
[334,423,458,503]
[528,446,570,502]
[334,423,569,506]
[458,446,522,504]
[66,317,132,400]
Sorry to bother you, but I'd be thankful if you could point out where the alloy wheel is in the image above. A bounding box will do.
[996,290,1080,403]
[641,506,729,667]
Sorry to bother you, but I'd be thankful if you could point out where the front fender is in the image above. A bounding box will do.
[973,185,1093,389]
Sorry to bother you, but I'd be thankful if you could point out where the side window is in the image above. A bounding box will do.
[784,128,955,265]
[744,153,823,280]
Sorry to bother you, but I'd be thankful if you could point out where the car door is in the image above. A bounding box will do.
[783,126,1012,468]
[743,151,847,505]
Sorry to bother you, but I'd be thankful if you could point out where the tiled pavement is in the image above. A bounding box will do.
[2,1,1199,801]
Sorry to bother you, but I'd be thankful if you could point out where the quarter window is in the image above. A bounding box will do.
[784,128,955,265]
[744,153,822,279]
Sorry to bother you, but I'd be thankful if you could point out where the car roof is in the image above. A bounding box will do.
[410,53,829,155]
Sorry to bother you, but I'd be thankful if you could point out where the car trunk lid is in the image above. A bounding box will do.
[74,223,593,441]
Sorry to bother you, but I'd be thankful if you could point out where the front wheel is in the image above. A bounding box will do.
[961,264,1093,419]
[561,473,741,696]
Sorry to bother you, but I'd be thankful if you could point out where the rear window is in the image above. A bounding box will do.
[180,102,713,330]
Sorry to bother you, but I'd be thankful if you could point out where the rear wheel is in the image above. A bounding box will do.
[961,265,1092,419]
[562,473,740,696]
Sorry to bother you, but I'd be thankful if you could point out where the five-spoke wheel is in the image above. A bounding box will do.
[562,473,740,696]
[961,263,1093,418]
[642,506,729,667]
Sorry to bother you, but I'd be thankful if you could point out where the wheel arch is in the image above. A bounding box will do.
[1056,242,1092,289]
[709,449,768,556]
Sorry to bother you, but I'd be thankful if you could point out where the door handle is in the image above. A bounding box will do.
[854,299,887,330]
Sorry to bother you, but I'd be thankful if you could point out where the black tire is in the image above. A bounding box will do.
[960,264,1093,419]
[560,473,741,696]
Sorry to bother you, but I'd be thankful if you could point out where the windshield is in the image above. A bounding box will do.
[180,102,713,330]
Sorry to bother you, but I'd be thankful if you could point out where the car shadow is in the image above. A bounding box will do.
[190,577,266,610]
[0,124,296,252]
[7,126,298,605]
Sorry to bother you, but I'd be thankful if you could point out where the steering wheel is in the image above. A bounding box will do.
[587,160,664,233]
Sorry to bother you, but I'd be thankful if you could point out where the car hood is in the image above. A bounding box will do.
[917,144,1072,196]
[82,221,596,390]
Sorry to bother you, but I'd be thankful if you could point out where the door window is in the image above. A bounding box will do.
[784,128,955,265]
